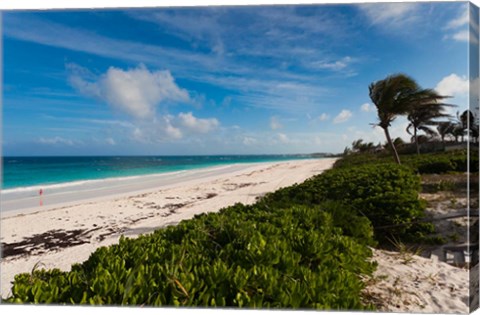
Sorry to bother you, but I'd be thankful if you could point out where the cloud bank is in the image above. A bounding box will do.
[68,64,190,119]
[435,73,469,98]
[177,112,219,134]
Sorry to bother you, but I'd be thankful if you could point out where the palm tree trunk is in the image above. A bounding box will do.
[383,127,401,164]
[414,127,420,155]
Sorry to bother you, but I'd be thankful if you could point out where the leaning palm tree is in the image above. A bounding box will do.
[406,89,453,154]
[351,139,375,153]
[369,74,419,164]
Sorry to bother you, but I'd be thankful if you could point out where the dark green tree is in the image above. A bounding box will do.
[437,121,455,144]
[459,110,479,143]
[351,139,375,153]
[405,89,452,154]
[452,124,466,143]
[369,74,419,164]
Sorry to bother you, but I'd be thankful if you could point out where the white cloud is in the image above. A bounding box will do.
[277,133,290,144]
[242,137,257,146]
[66,63,101,97]
[311,56,352,71]
[333,110,353,124]
[128,112,219,143]
[446,8,469,30]
[177,112,219,134]
[68,64,190,119]
[448,29,479,44]
[132,128,144,142]
[318,113,330,121]
[105,137,116,145]
[451,30,470,42]
[270,116,282,130]
[389,118,412,143]
[435,73,469,98]
[38,136,74,146]
[444,5,479,44]
[360,103,375,112]
[359,3,419,28]
[164,123,183,140]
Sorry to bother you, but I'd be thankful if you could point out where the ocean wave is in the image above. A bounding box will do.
[1,160,286,195]
[2,180,96,194]
[1,170,189,195]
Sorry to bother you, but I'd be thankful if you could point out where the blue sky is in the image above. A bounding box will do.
[2,2,477,156]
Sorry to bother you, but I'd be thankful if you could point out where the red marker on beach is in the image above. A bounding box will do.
[39,189,43,206]
[39,189,43,196]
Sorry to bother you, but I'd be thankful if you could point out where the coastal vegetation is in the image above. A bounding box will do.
[368,73,477,164]
[5,197,378,308]
[369,74,421,164]
[5,148,474,307]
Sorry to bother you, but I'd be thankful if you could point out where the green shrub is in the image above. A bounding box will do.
[5,204,376,309]
[312,164,426,241]
[333,153,391,169]
[402,150,475,174]
[260,163,425,242]
[336,149,476,174]
[414,158,455,174]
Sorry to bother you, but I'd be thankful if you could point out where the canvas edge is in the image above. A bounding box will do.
[469,1,480,313]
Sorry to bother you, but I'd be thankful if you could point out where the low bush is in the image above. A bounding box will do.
[333,152,390,169]
[414,158,456,174]
[337,149,476,174]
[5,204,376,309]
[260,163,426,242]
[403,151,472,174]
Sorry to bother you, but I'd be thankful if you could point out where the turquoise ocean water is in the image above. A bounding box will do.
[2,155,314,191]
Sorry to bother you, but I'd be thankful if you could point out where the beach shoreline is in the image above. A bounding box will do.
[1,158,337,298]
[1,159,319,216]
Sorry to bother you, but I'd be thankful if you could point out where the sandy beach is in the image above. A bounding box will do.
[1,158,336,298]
[363,248,469,313]
[0,158,472,313]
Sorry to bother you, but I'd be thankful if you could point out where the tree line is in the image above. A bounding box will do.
[346,73,478,164]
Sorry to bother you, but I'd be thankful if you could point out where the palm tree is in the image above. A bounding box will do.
[450,110,472,143]
[437,121,455,144]
[405,89,452,154]
[393,137,405,148]
[369,74,419,164]
[351,139,375,153]
[460,110,478,143]
[452,124,466,143]
[460,110,473,130]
